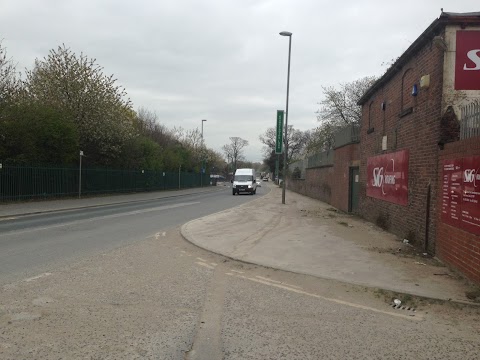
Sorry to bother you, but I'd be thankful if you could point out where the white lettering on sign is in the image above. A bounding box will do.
[463,49,480,71]
[372,167,384,187]
[372,159,396,195]
[464,168,478,187]
[384,175,396,185]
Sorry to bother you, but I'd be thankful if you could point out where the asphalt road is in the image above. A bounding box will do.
[0,185,265,282]
[1,185,479,359]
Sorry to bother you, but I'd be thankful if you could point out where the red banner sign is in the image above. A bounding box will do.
[441,160,463,228]
[455,30,480,90]
[366,150,409,206]
[443,157,480,235]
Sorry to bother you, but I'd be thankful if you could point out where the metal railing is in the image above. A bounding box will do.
[0,164,210,202]
[334,124,360,148]
[306,150,334,168]
[461,102,480,140]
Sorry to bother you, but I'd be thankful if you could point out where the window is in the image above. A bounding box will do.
[367,101,374,133]
[400,68,415,117]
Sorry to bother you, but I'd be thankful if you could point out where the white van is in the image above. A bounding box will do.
[232,168,257,195]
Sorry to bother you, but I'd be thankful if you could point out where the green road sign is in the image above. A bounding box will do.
[275,110,284,154]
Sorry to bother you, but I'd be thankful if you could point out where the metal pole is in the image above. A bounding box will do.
[282,34,292,204]
[201,119,206,187]
[275,154,279,185]
[179,165,181,189]
[78,150,83,199]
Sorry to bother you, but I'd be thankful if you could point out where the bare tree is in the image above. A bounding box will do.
[259,125,308,162]
[171,126,202,150]
[0,42,19,106]
[311,76,376,150]
[136,107,178,147]
[222,137,248,171]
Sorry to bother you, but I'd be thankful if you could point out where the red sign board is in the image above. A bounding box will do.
[366,150,409,206]
[441,159,463,228]
[442,156,480,235]
[455,31,480,90]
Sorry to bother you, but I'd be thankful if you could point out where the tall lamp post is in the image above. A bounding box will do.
[201,119,207,139]
[201,119,207,186]
[279,31,292,205]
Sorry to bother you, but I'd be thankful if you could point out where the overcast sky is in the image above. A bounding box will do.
[1,1,477,162]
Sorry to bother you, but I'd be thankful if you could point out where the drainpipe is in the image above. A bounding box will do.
[424,183,431,253]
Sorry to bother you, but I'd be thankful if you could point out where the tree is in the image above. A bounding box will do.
[263,150,284,176]
[0,42,20,108]
[0,101,79,164]
[204,149,224,173]
[136,107,178,149]
[222,137,248,171]
[24,45,135,165]
[259,125,308,163]
[311,76,376,150]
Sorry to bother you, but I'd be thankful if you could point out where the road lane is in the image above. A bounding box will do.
[0,185,267,281]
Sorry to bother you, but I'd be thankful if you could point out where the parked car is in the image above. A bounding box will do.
[262,177,269,182]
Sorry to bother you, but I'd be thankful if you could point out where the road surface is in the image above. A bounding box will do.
[1,186,479,359]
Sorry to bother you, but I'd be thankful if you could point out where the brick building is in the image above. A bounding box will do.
[357,12,480,282]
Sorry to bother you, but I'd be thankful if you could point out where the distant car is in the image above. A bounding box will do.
[262,178,269,182]
[256,178,261,186]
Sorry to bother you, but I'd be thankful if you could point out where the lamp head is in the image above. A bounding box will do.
[279,31,292,36]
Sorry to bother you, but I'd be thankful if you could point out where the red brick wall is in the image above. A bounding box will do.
[288,143,359,212]
[288,166,334,204]
[437,137,480,285]
[358,34,445,252]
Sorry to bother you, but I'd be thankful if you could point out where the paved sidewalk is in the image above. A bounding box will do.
[182,183,477,304]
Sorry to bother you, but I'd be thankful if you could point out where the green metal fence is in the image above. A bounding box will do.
[0,164,210,202]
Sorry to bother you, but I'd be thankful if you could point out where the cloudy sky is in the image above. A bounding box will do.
[1,0,477,162]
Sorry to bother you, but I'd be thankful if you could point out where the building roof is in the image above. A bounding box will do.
[357,11,480,105]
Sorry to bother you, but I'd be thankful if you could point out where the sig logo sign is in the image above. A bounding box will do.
[367,150,409,206]
[455,31,480,90]
[372,160,397,194]
[463,169,479,185]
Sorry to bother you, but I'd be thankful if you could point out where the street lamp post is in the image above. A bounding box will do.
[279,31,292,205]
[201,119,207,187]
[201,119,207,139]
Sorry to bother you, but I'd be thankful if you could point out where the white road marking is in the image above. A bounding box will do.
[0,217,17,221]
[162,232,166,237]
[0,202,200,237]
[230,269,244,274]
[232,274,422,321]
[155,232,161,239]
[255,276,302,289]
[195,262,215,270]
[196,257,207,262]
[210,262,218,267]
[24,272,52,282]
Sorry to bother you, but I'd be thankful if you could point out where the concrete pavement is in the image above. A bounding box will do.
[182,183,478,304]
